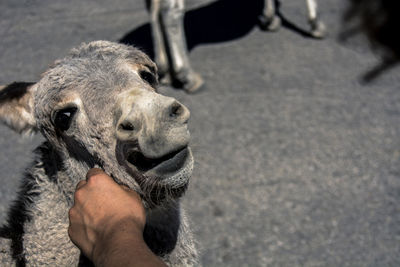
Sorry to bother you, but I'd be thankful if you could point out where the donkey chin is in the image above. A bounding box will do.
[119,143,194,207]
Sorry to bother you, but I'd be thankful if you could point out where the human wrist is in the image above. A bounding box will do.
[91,217,145,266]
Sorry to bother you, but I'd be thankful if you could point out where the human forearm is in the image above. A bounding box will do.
[92,219,166,267]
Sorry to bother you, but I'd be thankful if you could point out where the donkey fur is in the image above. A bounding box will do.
[0,41,198,266]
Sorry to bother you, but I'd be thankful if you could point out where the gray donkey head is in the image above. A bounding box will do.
[0,41,193,208]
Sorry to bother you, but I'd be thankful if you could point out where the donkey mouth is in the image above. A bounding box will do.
[121,145,193,205]
[126,147,189,175]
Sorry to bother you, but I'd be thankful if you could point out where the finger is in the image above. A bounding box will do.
[120,183,131,191]
[86,168,104,180]
[75,180,87,190]
[119,184,140,198]
[68,224,91,258]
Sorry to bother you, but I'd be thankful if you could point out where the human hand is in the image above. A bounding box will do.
[68,168,146,262]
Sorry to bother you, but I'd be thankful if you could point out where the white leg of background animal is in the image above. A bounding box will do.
[259,0,281,31]
[159,0,204,93]
[305,0,327,38]
[150,0,170,81]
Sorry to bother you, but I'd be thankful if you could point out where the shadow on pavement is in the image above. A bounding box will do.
[120,0,263,58]
[119,0,316,59]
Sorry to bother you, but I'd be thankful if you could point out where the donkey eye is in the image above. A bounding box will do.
[53,107,77,131]
[139,70,157,86]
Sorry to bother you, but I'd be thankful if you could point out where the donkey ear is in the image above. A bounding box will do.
[0,82,38,134]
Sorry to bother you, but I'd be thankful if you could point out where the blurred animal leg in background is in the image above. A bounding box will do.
[150,0,170,82]
[306,0,326,39]
[259,0,327,39]
[150,0,204,93]
[259,0,282,31]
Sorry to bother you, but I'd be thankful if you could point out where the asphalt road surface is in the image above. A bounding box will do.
[0,0,399,266]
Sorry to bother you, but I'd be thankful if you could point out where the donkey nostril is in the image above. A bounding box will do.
[119,122,135,131]
[170,103,183,118]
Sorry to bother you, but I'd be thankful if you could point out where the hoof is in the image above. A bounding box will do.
[174,70,204,94]
[157,63,172,86]
[181,72,204,94]
[309,20,327,39]
[258,15,281,32]
[159,72,172,86]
